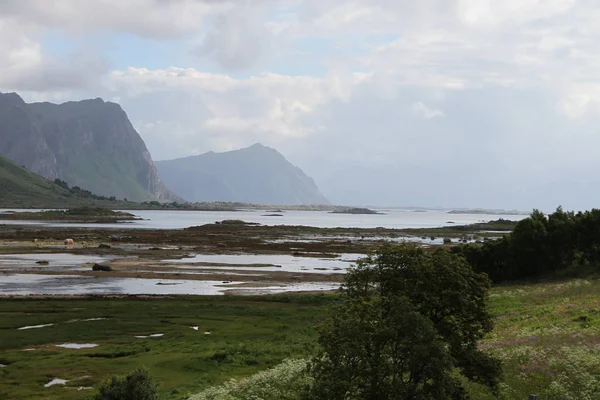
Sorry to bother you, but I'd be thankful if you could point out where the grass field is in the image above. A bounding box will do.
[2,279,600,400]
[0,294,333,400]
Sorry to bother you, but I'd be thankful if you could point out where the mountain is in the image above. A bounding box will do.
[155,144,330,205]
[0,92,177,202]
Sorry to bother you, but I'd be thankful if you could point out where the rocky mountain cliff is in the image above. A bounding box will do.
[155,144,330,205]
[0,92,176,202]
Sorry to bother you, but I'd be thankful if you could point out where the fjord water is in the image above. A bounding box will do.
[0,209,526,229]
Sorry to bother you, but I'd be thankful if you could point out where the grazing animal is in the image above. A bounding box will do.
[64,238,74,245]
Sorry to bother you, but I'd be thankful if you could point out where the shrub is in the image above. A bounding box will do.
[90,366,158,400]
[189,358,310,400]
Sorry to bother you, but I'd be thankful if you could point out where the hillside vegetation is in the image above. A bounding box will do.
[0,155,130,208]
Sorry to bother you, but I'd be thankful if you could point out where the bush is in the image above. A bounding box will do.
[307,244,500,399]
[90,366,158,400]
[189,358,310,400]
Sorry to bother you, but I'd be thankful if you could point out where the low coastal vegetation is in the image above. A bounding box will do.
[4,277,600,399]
[329,207,383,215]
[0,294,333,400]
[0,207,138,223]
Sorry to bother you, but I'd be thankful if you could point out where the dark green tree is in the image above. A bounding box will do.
[308,244,501,400]
[91,366,158,400]
[510,209,549,278]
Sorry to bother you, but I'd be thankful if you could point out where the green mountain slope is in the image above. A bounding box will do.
[155,143,330,205]
[0,154,119,208]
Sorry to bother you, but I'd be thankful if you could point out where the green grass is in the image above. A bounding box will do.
[3,281,600,400]
[466,279,600,399]
[0,154,134,209]
[0,294,334,400]
[401,219,518,238]
[2,208,137,221]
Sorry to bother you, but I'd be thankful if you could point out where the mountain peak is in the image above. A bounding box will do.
[156,145,329,206]
[0,92,25,106]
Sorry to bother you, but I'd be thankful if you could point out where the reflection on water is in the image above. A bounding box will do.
[0,253,113,271]
[0,208,526,230]
[0,274,339,295]
[0,274,232,295]
[55,343,98,349]
[163,253,363,273]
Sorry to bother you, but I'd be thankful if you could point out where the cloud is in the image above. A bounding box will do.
[411,101,444,119]
[107,66,355,155]
[0,0,228,38]
[0,19,109,92]
[4,0,600,209]
[195,3,273,69]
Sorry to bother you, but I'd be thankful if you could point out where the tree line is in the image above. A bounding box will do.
[452,207,600,282]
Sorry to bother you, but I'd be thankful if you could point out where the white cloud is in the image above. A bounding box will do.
[4,0,600,209]
[196,3,273,69]
[0,0,228,38]
[106,66,360,157]
[412,101,444,119]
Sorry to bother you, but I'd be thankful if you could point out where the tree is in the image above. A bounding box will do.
[91,366,158,400]
[308,244,501,400]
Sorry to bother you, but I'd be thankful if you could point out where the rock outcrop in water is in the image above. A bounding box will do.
[0,92,178,202]
[155,143,330,205]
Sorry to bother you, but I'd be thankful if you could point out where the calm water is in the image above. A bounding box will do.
[0,209,526,230]
[0,274,339,295]
[164,253,363,273]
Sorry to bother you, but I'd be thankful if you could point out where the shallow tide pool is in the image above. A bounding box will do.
[0,274,339,295]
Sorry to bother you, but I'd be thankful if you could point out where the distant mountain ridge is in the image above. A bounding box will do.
[155,144,330,205]
[0,92,177,202]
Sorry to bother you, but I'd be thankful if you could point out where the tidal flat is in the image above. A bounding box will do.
[0,217,532,399]
[0,220,510,296]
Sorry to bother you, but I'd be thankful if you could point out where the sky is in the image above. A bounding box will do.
[1,0,599,211]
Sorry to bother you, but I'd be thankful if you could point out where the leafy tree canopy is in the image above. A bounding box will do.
[308,244,500,400]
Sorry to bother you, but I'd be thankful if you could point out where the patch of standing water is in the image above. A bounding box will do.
[17,323,54,330]
[136,270,264,277]
[0,253,114,271]
[135,334,164,338]
[55,343,98,349]
[0,274,239,295]
[45,378,68,388]
[227,282,340,294]
[1,274,340,295]
[163,253,364,273]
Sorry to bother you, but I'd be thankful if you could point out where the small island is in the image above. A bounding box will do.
[330,207,384,215]
[448,208,528,216]
[0,207,140,223]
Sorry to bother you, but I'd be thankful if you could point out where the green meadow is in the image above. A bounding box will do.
[2,280,600,400]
